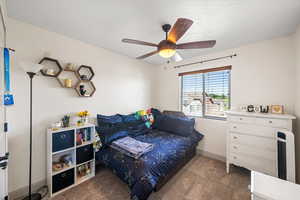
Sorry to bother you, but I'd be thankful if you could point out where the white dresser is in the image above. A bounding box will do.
[226,111,295,179]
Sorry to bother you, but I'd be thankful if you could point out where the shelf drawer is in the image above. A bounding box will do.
[76,144,94,165]
[52,168,74,193]
[52,130,75,152]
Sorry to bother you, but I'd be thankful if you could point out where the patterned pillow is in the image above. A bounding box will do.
[135,109,154,128]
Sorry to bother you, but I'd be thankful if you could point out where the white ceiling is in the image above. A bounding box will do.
[7,0,300,65]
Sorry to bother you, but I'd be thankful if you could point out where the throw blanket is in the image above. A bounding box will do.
[111,136,154,159]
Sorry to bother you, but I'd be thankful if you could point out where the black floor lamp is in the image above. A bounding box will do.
[21,62,44,200]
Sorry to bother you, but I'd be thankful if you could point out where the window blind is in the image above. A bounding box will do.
[180,66,231,119]
[181,73,204,117]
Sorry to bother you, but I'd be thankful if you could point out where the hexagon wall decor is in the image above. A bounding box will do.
[39,57,63,77]
[76,65,95,81]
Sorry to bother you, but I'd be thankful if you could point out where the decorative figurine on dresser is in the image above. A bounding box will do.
[47,123,96,197]
[226,109,296,182]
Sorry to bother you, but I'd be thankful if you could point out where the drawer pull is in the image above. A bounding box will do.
[239,118,243,120]
[233,126,237,129]
[233,136,238,139]
[269,121,273,124]
[233,156,237,159]
[233,146,237,149]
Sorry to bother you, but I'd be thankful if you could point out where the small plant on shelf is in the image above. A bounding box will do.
[77,110,90,126]
[61,115,70,128]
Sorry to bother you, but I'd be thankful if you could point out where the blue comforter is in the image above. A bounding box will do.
[96,129,203,200]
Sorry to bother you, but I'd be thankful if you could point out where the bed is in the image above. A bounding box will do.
[95,111,203,200]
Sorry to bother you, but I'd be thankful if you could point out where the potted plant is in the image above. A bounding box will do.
[77,110,90,125]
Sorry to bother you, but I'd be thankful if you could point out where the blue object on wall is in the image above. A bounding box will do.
[3,48,14,106]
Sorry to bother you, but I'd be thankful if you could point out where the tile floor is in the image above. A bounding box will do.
[51,155,251,200]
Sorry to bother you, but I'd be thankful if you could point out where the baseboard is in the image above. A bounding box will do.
[8,151,224,199]
[196,149,226,162]
[9,179,46,200]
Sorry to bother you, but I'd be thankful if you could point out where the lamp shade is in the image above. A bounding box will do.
[159,48,176,58]
[171,52,183,62]
[19,61,44,73]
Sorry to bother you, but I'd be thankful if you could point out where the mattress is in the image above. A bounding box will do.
[96,129,203,200]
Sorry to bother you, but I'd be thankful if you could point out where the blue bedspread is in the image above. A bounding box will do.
[96,129,203,200]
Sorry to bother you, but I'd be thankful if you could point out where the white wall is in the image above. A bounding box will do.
[294,25,300,183]
[154,36,296,158]
[6,18,155,193]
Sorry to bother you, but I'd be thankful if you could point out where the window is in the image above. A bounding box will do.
[180,66,231,119]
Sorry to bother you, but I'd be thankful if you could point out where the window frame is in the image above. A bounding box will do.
[180,66,231,120]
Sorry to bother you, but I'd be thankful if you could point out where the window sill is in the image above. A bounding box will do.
[186,115,227,121]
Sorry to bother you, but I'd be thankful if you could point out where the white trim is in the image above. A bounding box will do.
[8,179,46,200]
[196,149,226,162]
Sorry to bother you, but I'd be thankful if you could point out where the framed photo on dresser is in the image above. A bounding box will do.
[271,105,284,114]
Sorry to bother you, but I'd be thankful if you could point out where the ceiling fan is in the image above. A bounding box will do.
[122,18,216,60]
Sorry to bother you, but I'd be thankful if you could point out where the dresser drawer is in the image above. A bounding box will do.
[230,142,276,161]
[52,168,74,193]
[230,153,276,176]
[230,133,276,152]
[229,123,277,138]
[230,144,276,161]
[255,118,288,128]
[228,115,255,124]
[52,130,75,152]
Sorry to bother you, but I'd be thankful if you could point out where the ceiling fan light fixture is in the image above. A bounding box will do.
[122,18,216,60]
[158,40,176,58]
[159,48,176,58]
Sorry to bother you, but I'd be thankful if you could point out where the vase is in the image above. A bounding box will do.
[64,79,72,88]
[81,117,89,125]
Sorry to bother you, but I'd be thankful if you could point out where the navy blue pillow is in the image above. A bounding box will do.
[157,114,195,137]
[96,126,128,146]
[121,113,137,123]
[128,123,149,137]
[97,114,122,127]
[121,113,144,128]
[151,108,162,129]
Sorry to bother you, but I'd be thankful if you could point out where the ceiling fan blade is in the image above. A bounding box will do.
[168,18,193,43]
[122,38,158,47]
[136,50,159,59]
[176,40,216,49]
